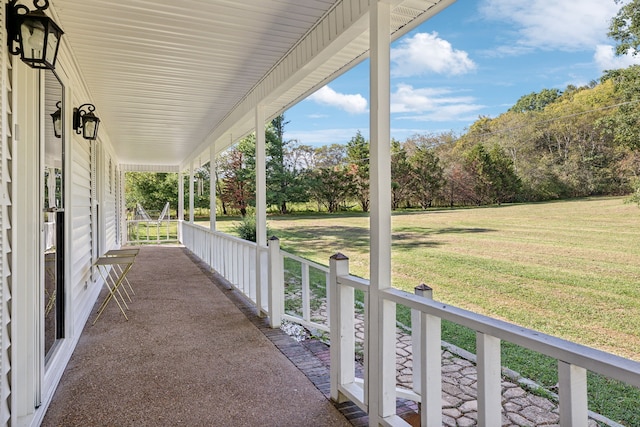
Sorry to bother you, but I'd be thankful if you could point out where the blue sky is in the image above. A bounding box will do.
[284,0,640,147]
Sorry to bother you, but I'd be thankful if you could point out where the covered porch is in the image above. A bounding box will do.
[3,0,640,426]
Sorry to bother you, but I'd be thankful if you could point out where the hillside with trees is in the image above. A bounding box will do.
[205,68,640,216]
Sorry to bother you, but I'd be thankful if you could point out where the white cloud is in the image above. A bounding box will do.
[307,86,367,114]
[479,0,620,52]
[285,128,367,147]
[391,32,476,77]
[594,44,640,71]
[391,83,484,122]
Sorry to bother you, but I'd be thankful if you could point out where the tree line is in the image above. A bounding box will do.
[126,67,640,217]
[213,65,639,215]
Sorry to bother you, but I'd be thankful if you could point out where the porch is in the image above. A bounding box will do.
[41,245,353,426]
[42,238,640,426]
[6,1,639,426]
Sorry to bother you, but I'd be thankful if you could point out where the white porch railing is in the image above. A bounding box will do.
[180,221,329,330]
[179,222,640,426]
[280,251,331,333]
[328,253,640,427]
[181,222,269,315]
[126,219,179,243]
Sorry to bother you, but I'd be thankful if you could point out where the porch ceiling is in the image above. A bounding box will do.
[51,0,454,169]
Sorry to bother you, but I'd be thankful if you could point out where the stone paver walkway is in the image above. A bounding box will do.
[288,294,610,426]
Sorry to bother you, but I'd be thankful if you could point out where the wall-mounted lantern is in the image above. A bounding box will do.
[50,100,61,138]
[73,104,100,140]
[6,0,64,70]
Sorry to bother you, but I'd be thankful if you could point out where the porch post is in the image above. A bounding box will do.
[267,236,283,327]
[120,169,127,244]
[255,104,266,316]
[178,172,184,221]
[368,0,395,424]
[558,361,588,425]
[209,145,217,231]
[189,161,195,223]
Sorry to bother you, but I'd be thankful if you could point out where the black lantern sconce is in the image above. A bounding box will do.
[73,104,100,140]
[6,0,64,70]
[50,100,61,138]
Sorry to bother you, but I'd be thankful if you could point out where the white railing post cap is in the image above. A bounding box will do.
[330,252,349,261]
[415,283,433,298]
[268,235,279,244]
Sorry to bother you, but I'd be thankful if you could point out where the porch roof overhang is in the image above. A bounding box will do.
[51,0,455,171]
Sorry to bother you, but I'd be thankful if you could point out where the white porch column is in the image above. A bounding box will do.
[255,104,267,316]
[178,171,184,241]
[189,161,195,223]
[209,145,217,231]
[120,169,127,245]
[368,1,394,424]
[178,172,184,220]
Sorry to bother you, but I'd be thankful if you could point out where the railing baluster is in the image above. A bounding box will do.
[477,332,502,426]
[325,271,331,329]
[302,262,310,323]
[558,361,588,426]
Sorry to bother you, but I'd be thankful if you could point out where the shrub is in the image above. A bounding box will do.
[233,216,270,242]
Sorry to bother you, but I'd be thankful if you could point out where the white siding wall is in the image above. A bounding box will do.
[97,144,118,254]
[0,21,12,425]
[103,153,117,249]
[69,134,96,328]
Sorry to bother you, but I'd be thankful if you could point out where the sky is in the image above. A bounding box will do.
[283,0,640,147]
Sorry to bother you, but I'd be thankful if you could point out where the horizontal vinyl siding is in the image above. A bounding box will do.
[69,138,94,325]
[103,154,117,250]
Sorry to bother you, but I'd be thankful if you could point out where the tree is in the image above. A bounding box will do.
[265,115,309,214]
[307,167,354,212]
[601,66,640,150]
[609,0,640,57]
[464,144,521,205]
[509,88,562,113]
[315,144,347,168]
[346,131,370,212]
[408,142,445,209]
[390,139,413,209]
[214,156,228,215]
[286,143,317,170]
[606,1,640,151]
[219,135,256,216]
[125,172,178,213]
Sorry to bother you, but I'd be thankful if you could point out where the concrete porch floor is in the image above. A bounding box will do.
[42,245,353,427]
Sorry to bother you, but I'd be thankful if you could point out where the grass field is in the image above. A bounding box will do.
[213,197,640,424]
[218,197,640,360]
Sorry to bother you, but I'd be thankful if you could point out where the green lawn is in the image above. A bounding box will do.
[212,197,640,424]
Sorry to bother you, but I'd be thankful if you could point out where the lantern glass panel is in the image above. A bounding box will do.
[83,117,99,140]
[20,17,46,63]
[45,26,61,66]
[52,113,61,138]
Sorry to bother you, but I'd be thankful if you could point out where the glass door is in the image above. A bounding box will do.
[43,70,64,362]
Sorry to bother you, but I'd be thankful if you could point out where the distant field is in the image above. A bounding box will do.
[215,197,640,361]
